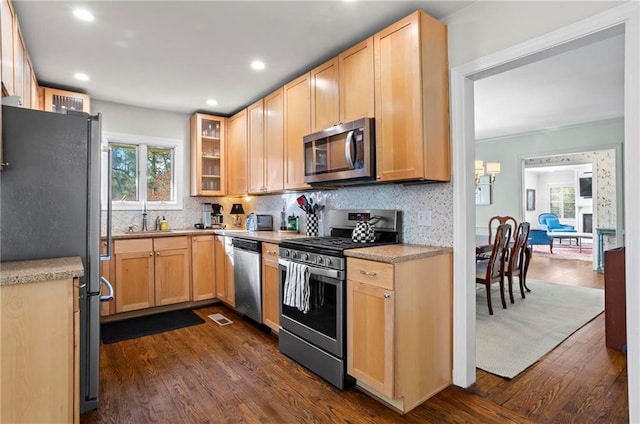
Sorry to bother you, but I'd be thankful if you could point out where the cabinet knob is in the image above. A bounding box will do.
[156,252,160,256]
[384,293,391,299]
[149,252,153,256]
[267,250,277,255]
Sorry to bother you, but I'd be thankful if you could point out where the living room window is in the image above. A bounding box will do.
[549,185,576,219]
[102,132,183,210]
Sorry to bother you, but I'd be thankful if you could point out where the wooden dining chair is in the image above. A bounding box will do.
[476,223,511,315]
[502,222,531,303]
[487,215,517,245]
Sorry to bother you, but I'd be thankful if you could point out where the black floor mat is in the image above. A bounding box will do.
[101,309,205,344]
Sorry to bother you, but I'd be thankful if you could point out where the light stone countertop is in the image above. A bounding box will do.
[344,244,452,264]
[0,256,84,286]
[109,228,308,244]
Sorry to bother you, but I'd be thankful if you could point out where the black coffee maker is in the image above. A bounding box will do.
[212,203,224,225]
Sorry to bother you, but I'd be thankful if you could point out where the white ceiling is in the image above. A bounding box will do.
[474,32,625,141]
[13,0,472,116]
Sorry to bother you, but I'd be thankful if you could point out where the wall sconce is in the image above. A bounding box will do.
[475,160,501,186]
[230,203,245,228]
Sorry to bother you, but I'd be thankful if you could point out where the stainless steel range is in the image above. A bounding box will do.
[278,209,400,389]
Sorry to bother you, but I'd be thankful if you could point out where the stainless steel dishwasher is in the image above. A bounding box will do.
[232,238,262,323]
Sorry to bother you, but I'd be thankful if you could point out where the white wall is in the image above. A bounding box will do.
[443,1,626,67]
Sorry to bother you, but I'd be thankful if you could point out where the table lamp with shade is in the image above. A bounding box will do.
[230,203,245,228]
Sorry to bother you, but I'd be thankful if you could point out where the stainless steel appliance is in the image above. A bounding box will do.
[278,209,399,389]
[0,105,113,413]
[256,214,273,231]
[303,117,375,185]
[233,238,262,323]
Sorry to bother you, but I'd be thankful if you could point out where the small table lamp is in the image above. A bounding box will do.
[230,203,245,228]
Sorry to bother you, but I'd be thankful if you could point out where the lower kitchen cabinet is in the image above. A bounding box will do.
[215,235,235,306]
[261,242,280,333]
[114,236,191,313]
[346,252,452,414]
[1,276,80,423]
[191,235,216,301]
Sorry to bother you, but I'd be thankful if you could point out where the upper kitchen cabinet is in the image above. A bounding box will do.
[42,87,91,114]
[374,11,450,183]
[283,72,311,191]
[310,37,374,133]
[1,0,16,96]
[339,37,374,123]
[310,57,339,132]
[247,98,265,194]
[190,113,226,196]
[226,108,248,196]
[248,88,284,195]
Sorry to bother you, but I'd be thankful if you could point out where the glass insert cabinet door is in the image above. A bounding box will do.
[190,113,226,196]
[42,87,91,113]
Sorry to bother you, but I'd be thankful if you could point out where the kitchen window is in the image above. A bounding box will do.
[102,132,183,210]
[549,185,576,219]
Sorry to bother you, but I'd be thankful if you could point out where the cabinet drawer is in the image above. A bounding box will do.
[154,236,189,251]
[114,238,153,254]
[262,242,279,267]
[347,258,393,290]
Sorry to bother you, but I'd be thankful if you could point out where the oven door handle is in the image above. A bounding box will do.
[278,258,340,280]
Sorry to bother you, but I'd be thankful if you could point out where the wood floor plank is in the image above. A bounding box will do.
[82,255,628,424]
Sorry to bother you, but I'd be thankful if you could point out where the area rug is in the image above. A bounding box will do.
[532,244,593,262]
[101,309,205,344]
[476,280,604,378]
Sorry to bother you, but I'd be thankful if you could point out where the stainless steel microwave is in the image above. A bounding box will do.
[303,117,375,185]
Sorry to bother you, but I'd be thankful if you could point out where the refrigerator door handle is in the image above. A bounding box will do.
[100,146,113,261]
[99,277,114,302]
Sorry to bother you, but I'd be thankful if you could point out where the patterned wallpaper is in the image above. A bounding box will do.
[105,183,455,247]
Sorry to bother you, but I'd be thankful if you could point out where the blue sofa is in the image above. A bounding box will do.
[528,228,553,253]
[538,213,576,233]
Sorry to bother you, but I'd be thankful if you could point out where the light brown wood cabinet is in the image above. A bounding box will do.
[227,108,248,196]
[261,242,280,333]
[284,73,312,191]
[374,11,450,183]
[191,235,216,301]
[1,277,80,423]
[310,57,339,132]
[346,252,452,414]
[214,235,235,307]
[42,87,90,113]
[339,37,374,122]
[247,88,285,194]
[114,237,190,313]
[190,113,226,196]
[1,0,16,96]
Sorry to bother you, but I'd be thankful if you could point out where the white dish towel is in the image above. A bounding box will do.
[283,261,311,313]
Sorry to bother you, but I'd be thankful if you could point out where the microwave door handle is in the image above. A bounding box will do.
[344,130,356,169]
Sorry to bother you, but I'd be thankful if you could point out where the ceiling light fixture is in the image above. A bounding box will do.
[73,9,95,22]
[206,99,218,107]
[74,72,90,81]
[251,60,265,71]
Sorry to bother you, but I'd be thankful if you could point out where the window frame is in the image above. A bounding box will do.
[102,131,183,211]
[548,183,576,220]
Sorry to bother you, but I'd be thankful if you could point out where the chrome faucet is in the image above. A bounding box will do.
[141,212,148,231]
[155,216,161,231]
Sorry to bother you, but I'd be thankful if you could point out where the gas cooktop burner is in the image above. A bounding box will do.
[280,235,396,254]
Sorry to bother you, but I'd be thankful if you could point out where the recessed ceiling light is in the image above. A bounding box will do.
[206,99,218,107]
[74,73,89,81]
[251,61,265,71]
[73,9,95,22]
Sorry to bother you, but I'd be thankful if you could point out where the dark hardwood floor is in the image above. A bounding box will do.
[82,255,627,424]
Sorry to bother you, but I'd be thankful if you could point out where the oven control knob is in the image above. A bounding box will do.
[326,257,332,265]
[317,256,324,265]
[284,250,290,258]
[302,253,310,261]
[291,251,297,259]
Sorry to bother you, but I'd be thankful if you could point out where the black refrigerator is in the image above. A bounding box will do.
[0,104,113,413]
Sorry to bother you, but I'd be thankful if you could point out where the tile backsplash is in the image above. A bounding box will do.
[104,183,454,247]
